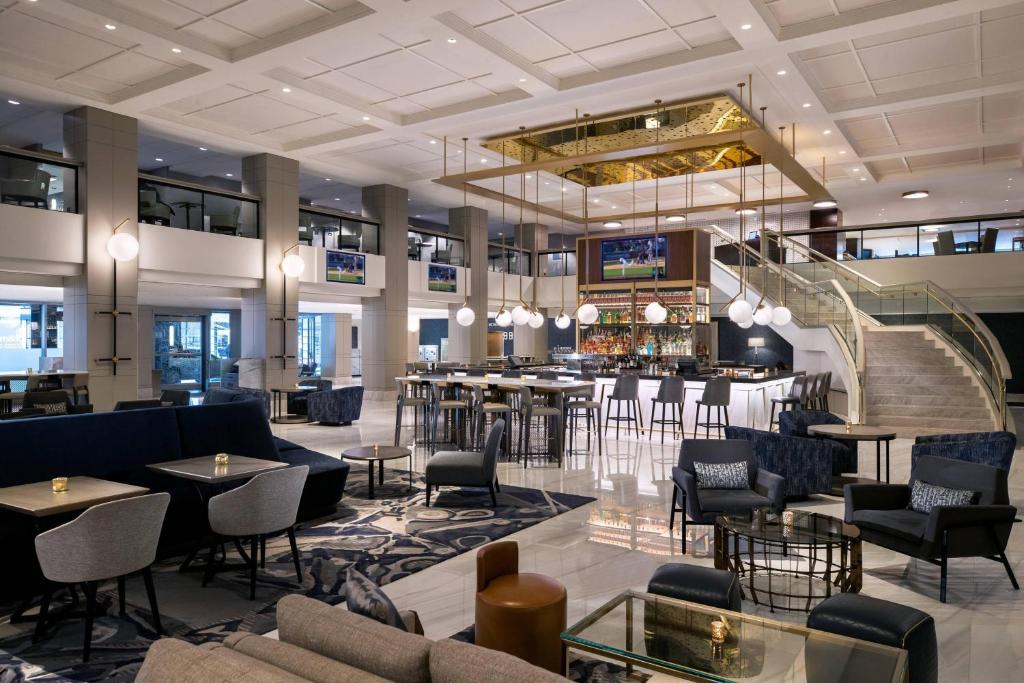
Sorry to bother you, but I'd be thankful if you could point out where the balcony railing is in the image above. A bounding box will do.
[487,243,532,275]
[138,175,260,238]
[0,147,78,213]
[300,207,379,254]
[409,228,464,266]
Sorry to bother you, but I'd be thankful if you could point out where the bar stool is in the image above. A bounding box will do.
[649,376,685,444]
[430,383,469,453]
[518,386,562,467]
[603,374,644,439]
[769,374,807,432]
[470,384,512,455]
[693,376,731,438]
[394,379,429,446]
[565,372,602,458]
[803,373,822,410]
[818,371,832,411]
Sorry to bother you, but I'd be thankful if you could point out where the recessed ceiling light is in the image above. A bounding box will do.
[812,199,838,208]
[518,78,527,83]
[154,157,163,162]
[776,69,786,76]
[414,214,421,218]
[171,47,182,54]
[480,158,487,163]
[199,146,207,151]
[611,205,617,209]
[225,173,233,177]
[7,99,20,105]
[104,23,116,30]
[281,87,291,93]
[839,150,846,155]
[603,221,622,228]
[592,199,599,204]
[562,187,568,192]
[735,208,757,215]
[429,139,437,144]
[851,167,860,172]
[447,37,457,43]
[859,177,867,182]
[525,174,532,179]
[802,102,811,108]
[334,197,340,201]
[902,190,929,199]
[740,23,752,30]
[666,215,685,223]
[324,177,331,181]
[822,129,831,135]
[361,116,370,121]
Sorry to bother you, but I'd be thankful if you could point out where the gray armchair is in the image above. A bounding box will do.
[205,465,309,600]
[669,439,786,553]
[34,493,170,661]
[425,418,504,506]
[138,189,173,225]
[209,205,241,235]
[845,455,1018,603]
[2,165,51,207]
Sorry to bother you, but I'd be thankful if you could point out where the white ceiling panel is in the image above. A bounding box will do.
[405,80,492,109]
[982,91,1024,128]
[536,53,594,78]
[169,0,240,13]
[870,64,977,96]
[0,11,122,73]
[674,17,732,48]
[180,18,256,49]
[763,0,834,27]
[310,69,397,102]
[478,16,567,63]
[192,93,320,133]
[373,98,429,116]
[110,0,201,28]
[347,142,439,167]
[209,0,330,39]
[524,0,666,53]
[78,51,179,87]
[410,39,500,80]
[302,34,398,70]
[644,0,716,27]
[453,0,512,26]
[855,26,974,82]
[256,116,352,142]
[800,48,864,89]
[577,29,683,70]
[342,51,460,96]
[161,84,255,115]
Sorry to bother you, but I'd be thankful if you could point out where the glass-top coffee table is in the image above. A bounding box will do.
[562,590,906,682]
[715,511,861,613]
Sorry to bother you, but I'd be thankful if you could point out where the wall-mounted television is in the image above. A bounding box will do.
[326,250,365,285]
[427,263,457,293]
[601,235,667,281]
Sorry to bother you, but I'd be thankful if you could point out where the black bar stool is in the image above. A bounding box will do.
[769,374,807,432]
[470,384,512,455]
[818,371,832,411]
[565,372,602,457]
[394,379,429,446]
[517,386,563,467]
[603,374,644,439]
[649,376,685,444]
[693,376,731,438]
[429,383,469,453]
[803,373,822,410]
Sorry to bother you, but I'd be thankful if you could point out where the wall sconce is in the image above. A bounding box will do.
[281,243,305,277]
[107,218,139,261]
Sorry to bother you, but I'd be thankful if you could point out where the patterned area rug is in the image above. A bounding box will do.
[0,469,594,682]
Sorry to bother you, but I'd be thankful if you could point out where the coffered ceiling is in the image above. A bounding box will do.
[0,0,1022,228]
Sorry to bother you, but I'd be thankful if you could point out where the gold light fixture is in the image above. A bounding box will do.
[555,176,571,329]
[455,136,475,327]
[511,127,532,326]
[812,156,838,208]
[574,113,599,326]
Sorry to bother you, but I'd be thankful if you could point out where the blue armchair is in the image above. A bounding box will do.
[288,378,332,416]
[911,431,1015,471]
[778,410,858,474]
[726,426,833,499]
[307,386,364,426]
[669,439,786,553]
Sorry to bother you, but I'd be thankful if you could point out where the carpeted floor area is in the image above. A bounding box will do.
[0,468,594,681]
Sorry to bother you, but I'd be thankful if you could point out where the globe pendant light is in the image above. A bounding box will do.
[577,302,599,325]
[728,299,753,323]
[573,112,598,326]
[752,106,772,328]
[455,136,475,327]
[494,146,512,328]
[512,134,532,326]
[644,300,668,324]
[511,303,530,326]
[753,303,774,326]
[281,249,305,278]
[771,124,792,327]
[771,306,792,326]
[528,310,544,328]
[554,179,572,330]
[737,318,754,329]
[643,102,671,326]
[720,82,754,327]
[555,312,571,329]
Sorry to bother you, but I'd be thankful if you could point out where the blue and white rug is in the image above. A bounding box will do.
[0,470,595,681]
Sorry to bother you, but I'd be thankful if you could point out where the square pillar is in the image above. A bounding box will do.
[62,107,140,411]
[241,153,300,391]
[320,313,352,379]
[447,205,488,364]
[361,184,409,397]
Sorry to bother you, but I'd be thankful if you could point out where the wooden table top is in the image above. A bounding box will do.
[397,374,593,392]
[808,424,897,440]
[147,455,287,483]
[0,476,149,517]
[342,445,412,462]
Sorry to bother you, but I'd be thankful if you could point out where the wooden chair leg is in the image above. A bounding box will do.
[142,567,163,635]
[287,526,303,583]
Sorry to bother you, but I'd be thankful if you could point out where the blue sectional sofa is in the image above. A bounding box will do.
[911,430,1016,471]
[724,426,834,499]
[0,400,348,602]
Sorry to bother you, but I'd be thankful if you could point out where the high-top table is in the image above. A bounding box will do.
[807,424,897,483]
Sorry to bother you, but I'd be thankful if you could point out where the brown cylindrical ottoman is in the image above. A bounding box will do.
[475,541,567,674]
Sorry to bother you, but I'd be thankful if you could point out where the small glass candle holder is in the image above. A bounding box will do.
[52,477,68,493]
[710,620,727,645]
[214,453,230,466]
[373,443,380,456]
[845,421,852,433]
[782,510,795,527]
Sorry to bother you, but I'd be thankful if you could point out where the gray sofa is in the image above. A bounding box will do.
[137,594,565,682]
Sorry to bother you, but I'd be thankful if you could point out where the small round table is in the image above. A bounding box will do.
[341,445,413,499]
[270,388,313,424]
[807,424,897,482]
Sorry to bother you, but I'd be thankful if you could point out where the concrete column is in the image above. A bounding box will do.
[240,154,300,391]
[447,205,488,364]
[228,309,242,359]
[519,222,549,252]
[513,324,547,360]
[62,107,140,411]
[320,313,352,379]
[361,184,408,397]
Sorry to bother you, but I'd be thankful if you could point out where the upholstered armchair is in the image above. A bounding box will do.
[138,189,173,225]
[911,431,1016,471]
[1,165,51,207]
[669,439,786,553]
[778,409,858,475]
[725,425,833,499]
[288,378,332,416]
[307,386,364,425]
[22,390,92,415]
[209,205,241,235]
[425,419,504,506]
[845,455,1018,603]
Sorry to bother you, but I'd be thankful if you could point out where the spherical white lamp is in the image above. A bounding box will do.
[644,300,668,324]
[528,310,544,328]
[577,302,599,325]
[107,231,139,261]
[737,318,754,329]
[511,304,531,326]
[771,306,792,326]
[407,316,419,332]
[494,308,512,327]
[455,305,475,327]
[554,313,571,329]
[752,303,774,326]
[727,299,753,324]
[281,252,305,278]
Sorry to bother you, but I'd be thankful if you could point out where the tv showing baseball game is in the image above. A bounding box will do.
[428,263,457,292]
[326,250,365,285]
[600,235,667,281]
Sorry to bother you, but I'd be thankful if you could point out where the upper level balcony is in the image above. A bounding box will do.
[138,175,259,239]
[0,147,77,214]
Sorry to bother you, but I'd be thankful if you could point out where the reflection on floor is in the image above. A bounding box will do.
[270,398,1022,682]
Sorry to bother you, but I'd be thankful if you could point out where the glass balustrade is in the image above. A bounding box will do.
[0,149,77,213]
[299,208,379,254]
[138,177,259,238]
[407,229,465,266]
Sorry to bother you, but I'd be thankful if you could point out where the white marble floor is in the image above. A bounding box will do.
[270,398,1024,682]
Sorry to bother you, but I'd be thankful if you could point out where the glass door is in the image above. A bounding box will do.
[155,315,205,390]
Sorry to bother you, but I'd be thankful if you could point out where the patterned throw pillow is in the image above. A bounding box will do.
[36,402,67,415]
[345,568,407,631]
[909,480,975,514]
[694,461,748,490]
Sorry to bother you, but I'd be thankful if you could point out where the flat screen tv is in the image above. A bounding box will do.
[601,235,667,281]
[427,263,457,293]
[326,250,365,285]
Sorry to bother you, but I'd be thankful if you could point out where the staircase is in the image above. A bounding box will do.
[864,329,996,434]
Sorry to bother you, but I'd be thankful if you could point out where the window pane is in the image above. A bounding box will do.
[860,226,919,258]
[980,219,1023,252]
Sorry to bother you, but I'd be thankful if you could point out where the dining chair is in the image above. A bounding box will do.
[33,493,170,661]
[394,379,429,447]
[564,372,602,457]
[425,419,505,506]
[518,386,563,467]
[603,374,644,439]
[769,375,807,432]
[649,376,685,443]
[204,466,309,600]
